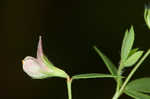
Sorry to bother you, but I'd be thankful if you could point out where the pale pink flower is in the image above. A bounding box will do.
[22,36,68,79]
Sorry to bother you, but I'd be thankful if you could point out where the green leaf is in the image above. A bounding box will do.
[144,6,148,23]
[125,89,150,99]
[121,26,135,62]
[128,48,139,57]
[126,78,150,93]
[72,73,120,80]
[124,51,144,67]
[93,46,117,75]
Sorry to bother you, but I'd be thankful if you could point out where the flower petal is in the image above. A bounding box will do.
[22,36,68,79]
[37,36,43,60]
[36,36,54,68]
[23,56,48,79]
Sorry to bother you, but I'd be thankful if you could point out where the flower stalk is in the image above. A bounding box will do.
[67,77,72,99]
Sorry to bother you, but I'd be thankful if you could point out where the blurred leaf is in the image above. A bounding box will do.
[124,51,144,67]
[128,48,139,57]
[93,46,117,75]
[121,26,135,62]
[125,89,150,99]
[72,73,120,80]
[126,78,150,93]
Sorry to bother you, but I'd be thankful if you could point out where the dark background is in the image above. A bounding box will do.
[2,0,150,99]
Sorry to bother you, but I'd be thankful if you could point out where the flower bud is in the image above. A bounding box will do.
[144,5,150,29]
[22,36,68,79]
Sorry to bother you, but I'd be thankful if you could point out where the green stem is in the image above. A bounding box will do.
[67,77,72,99]
[113,49,150,99]
[117,62,124,91]
[112,62,123,99]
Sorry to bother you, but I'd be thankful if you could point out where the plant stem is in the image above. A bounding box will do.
[117,62,124,92]
[112,49,150,99]
[67,77,72,99]
[112,62,123,99]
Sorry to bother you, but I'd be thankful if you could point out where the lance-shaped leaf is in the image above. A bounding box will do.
[128,48,139,57]
[93,46,117,75]
[125,89,150,99]
[121,26,135,62]
[125,78,150,93]
[124,51,144,67]
[72,73,120,80]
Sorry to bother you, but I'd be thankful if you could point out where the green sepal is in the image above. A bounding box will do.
[42,55,54,67]
[42,55,69,79]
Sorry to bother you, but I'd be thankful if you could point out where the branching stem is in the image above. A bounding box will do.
[112,49,150,99]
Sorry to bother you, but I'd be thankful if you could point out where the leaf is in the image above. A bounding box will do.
[128,48,139,57]
[124,51,144,67]
[144,6,148,23]
[126,78,150,93]
[93,46,117,75]
[72,73,120,80]
[125,89,150,99]
[121,26,135,62]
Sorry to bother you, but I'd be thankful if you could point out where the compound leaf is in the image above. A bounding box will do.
[121,26,135,62]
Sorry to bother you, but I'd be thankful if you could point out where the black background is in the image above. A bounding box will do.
[2,0,150,99]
